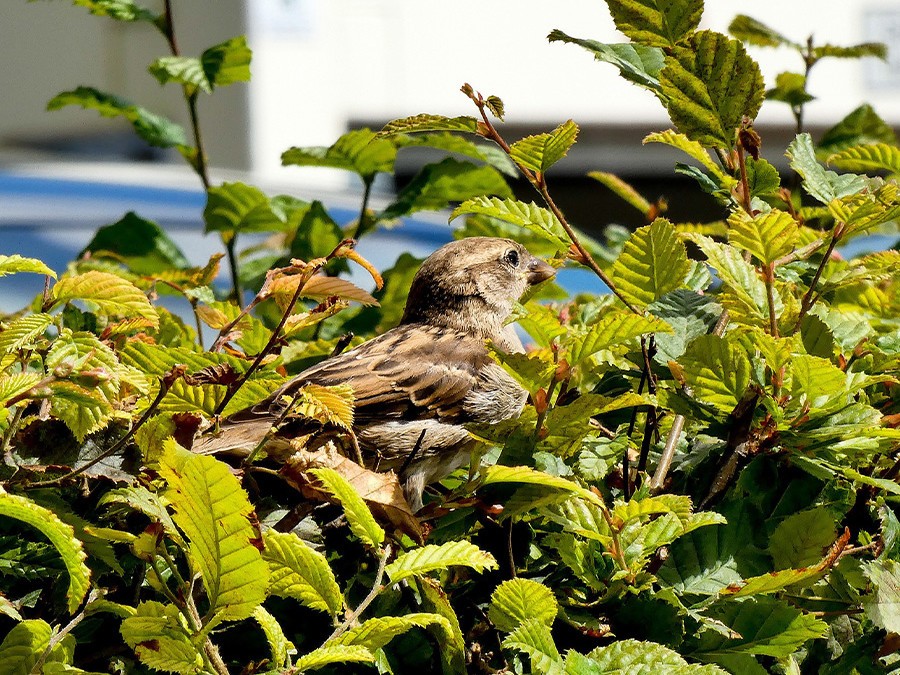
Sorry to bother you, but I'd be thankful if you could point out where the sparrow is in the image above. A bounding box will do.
[193,237,556,510]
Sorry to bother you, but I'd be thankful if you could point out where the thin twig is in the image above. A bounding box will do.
[650,413,685,490]
[324,543,392,644]
[350,178,375,240]
[31,590,98,674]
[793,225,842,332]
[764,263,779,338]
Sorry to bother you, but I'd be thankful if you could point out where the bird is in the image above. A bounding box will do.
[193,237,556,510]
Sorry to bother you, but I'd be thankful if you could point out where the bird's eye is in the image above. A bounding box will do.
[504,249,520,267]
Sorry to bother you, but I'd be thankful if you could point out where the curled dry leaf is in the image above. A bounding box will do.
[281,446,423,542]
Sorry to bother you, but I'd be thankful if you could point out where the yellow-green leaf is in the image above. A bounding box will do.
[120,601,203,674]
[480,465,604,508]
[0,313,53,354]
[570,310,673,366]
[643,130,730,182]
[159,441,269,623]
[450,196,569,249]
[310,467,385,549]
[385,540,497,584]
[52,271,158,326]
[509,120,578,174]
[606,0,702,48]
[293,644,375,672]
[0,490,90,614]
[0,254,56,279]
[728,208,799,264]
[489,578,557,632]
[611,218,691,307]
[262,529,343,616]
[676,335,752,413]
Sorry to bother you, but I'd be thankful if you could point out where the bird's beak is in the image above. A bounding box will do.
[526,258,556,285]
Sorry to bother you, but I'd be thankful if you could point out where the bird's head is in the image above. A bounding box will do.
[401,237,556,338]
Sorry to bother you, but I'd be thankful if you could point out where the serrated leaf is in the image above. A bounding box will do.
[52,271,158,326]
[149,36,250,94]
[310,467,385,549]
[252,605,295,669]
[481,465,604,508]
[299,276,378,306]
[47,86,188,150]
[489,578,557,632]
[677,335,751,413]
[818,104,898,156]
[333,613,452,652]
[728,15,798,48]
[293,644,375,672]
[395,132,518,176]
[649,290,721,363]
[509,120,579,175]
[686,233,770,325]
[769,507,837,570]
[0,620,59,674]
[585,639,728,674]
[548,30,664,92]
[863,559,900,634]
[812,42,887,60]
[611,218,691,307]
[660,31,764,149]
[0,254,56,279]
[0,373,43,406]
[786,133,867,205]
[159,441,269,623]
[48,381,114,441]
[282,128,397,180]
[379,114,480,136]
[643,131,729,183]
[81,212,191,275]
[727,209,799,264]
[204,182,286,234]
[0,490,90,614]
[828,142,900,174]
[385,540,497,584]
[450,196,569,249]
[418,577,466,673]
[696,596,827,658]
[120,601,203,674]
[570,310,673,366]
[262,529,343,616]
[100,485,183,546]
[588,171,653,216]
[503,618,562,674]
[766,72,814,107]
[0,313,53,354]
[605,0,702,48]
[380,158,512,220]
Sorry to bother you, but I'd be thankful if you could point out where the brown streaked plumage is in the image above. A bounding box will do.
[193,237,556,510]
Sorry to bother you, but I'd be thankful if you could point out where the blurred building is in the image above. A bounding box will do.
[2,0,899,226]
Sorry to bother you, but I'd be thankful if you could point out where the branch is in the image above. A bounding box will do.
[324,543,392,644]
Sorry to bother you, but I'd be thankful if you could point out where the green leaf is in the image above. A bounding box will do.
[262,529,343,616]
[385,540,497,584]
[47,86,188,149]
[0,314,53,355]
[768,507,837,569]
[418,577,466,674]
[394,132,518,177]
[120,601,203,674]
[658,524,744,595]
[766,72,814,107]
[827,142,900,174]
[379,114,480,136]
[489,578,557,632]
[282,128,397,181]
[71,0,157,22]
[0,373,43,407]
[727,209,799,264]
[451,196,569,249]
[503,619,562,674]
[605,0,703,48]
[204,182,286,234]
[660,31,765,148]
[677,335,751,414]
[310,467,385,549]
[0,619,73,674]
[587,171,654,216]
[686,234,770,325]
[611,218,691,308]
[569,310,673,366]
[0,490,90,614]
[81,212,190,275]
[252,606,295,670]
[745,158,782,198]
[52,271,159,326]
[480,465,604,508]
[863,559,900,634]
[293,644,375,672]
[585,639,728,674]
[380,158,512,220]
[48,380,114,441]
[642,130,729,182]
[547,30,664,92]
[818,104,898,157]
[728,15,798,48]
[0,254,56,279]
[695,596,827,658]
[158,441,269,623]
[332,613,453,651]
[812,42,887,60]
[508,120,579,175]
[786,133,867,205]
[149,37,250,94]
[649,290,721,363]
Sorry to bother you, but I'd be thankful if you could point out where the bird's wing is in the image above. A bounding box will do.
[245,324,493,425]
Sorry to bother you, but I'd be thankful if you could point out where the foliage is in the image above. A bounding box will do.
[1,0,898,673]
